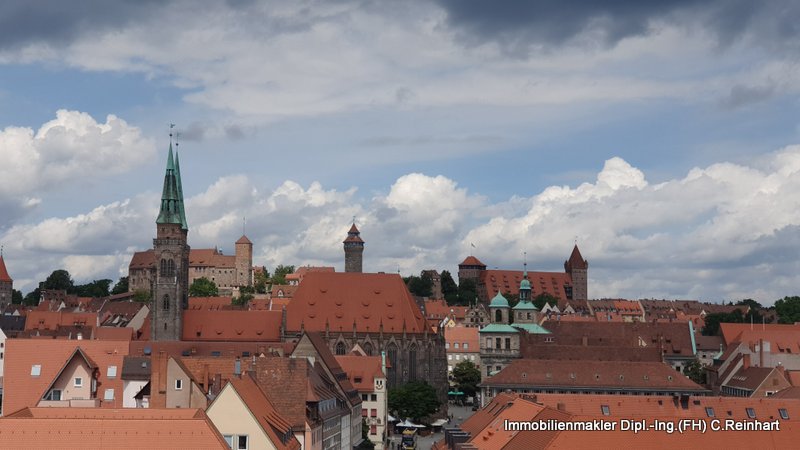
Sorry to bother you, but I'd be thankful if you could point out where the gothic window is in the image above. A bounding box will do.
[335,342,346,355]
[495,309,502,323]
[387,343,398,387]
[408,344,417,382]
[363,342,373,356]
[162,294,170,311]
[160,259,175,277]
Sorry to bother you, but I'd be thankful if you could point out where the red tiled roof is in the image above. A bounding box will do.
[0,254,12,282]
[2,339,128,415]
[182,309,282,341]
[235,235,252,244]
[286,272,427,334]
[445,326,479,353]
[251,357,328,430]
[188,296,234,310]
[95,327,134,341]
[484,359,706,392]
[24,311,97,331]
[225,377,301,450]
[459,256,486,267]
[482,269,572,301]
[565,244,587,270]
[129,248,235,269]
[520,344,662,362]
[0,407,229,449]
[335,355,385,393]
[425,299,469,320]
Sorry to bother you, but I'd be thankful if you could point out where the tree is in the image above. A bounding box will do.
[533,293,559,310]
[441,270,459,305]
[12,289,23,304]
[189,277,218,297]
[111,277,129,295]
[388,381,441,423]
[23,288,41,306]
[683,359,706,385]
[232,293,254,307]
[271,265,295,285]
[736,298,762,310]
[775,296,800,324]
[42,269,74,292]
[405,275,432,297]
[452,360,481,397]
[132,289,151,303]
[254,266,270,294]
[457,278,477,306]
[73,279,112,297]
[702,309,745,336]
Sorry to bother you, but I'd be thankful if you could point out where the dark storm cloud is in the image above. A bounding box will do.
[0,0,163,50]
[434,0,800,52]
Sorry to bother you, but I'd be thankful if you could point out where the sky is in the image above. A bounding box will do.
[1,0,800,304]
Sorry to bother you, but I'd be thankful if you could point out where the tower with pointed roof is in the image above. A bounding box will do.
[564,244,589,301]
[235,234,253,287]
[152,141,190,341]
[512,261,540,325]
[343,222,364,273]
[0,249,13,307]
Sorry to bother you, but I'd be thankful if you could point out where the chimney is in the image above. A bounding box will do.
[759,338,764,368]
[557,402,565,411]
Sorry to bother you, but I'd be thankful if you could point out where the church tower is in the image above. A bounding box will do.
[0,248,13,307]
[235,235,253,287]
[151,141,190,341]
[512,261,539,324]
[564,244,588,301]
[343,222,364,273]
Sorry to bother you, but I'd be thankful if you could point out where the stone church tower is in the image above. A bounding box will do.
[343,223,364,273]
[151,144,190,341]
[564,244,588,301]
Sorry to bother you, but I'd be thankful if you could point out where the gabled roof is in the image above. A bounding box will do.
[424,299,469,320]
[720,322,800,346]
[482,269,572,302]
[335,355,385,393]
[219,377,301,450]
[445,326,480,353]
[24,311,97,331]
[286,272,427,334]
[0,407,229,449]
[0,254,12,282]
[2,339,128,415]
[182,309,282,341]
[235,235,252,244]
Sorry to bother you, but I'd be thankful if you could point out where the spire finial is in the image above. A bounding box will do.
[169,123,175,144]
[243,217,246,235]
[574,236,578,246]
[175,131,180,150]
[523,251,528,277]
[352,215,356,225]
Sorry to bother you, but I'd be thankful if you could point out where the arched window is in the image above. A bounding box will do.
[335,342,346,355]
[387,343,398,387]
[363,342,373,356]
[160,259,167,276]
[495,309,502,323]
[167,260,175,277]
[162,294,170,310]
[408,344,417,382]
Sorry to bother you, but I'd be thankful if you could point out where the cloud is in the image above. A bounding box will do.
[4,146,800,304]
[434,0,800,53]
[0,110,155,227]
[720,83,776,109]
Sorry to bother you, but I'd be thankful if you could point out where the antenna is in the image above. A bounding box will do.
[352,215,356,225]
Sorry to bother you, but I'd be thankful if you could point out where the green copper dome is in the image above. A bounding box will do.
[489,292,510,308]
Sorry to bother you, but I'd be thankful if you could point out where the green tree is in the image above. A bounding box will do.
[441,270,459,305]
[736,298,762,310]
[533,293,559,310]
[358,421,375,449]
[702,309,745,336]
[457,278,477,306]
[775,296,800,324]
[270,265,295,285]
[111,276,129,295]
[132,289,151,303]
[405,275,433,297]
[42,269,74,292]
[253,266,270,294]
[388,381,441,423]
[189,277,219,297]
[683,359,706,385]
[74,279,112,297]
[23,288,41,306]
[232,293,254,307]
[452,360,481,397]
[12,289,23,304]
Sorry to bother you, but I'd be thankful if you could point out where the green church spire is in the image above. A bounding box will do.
[156,142,185,226]
[174,150,188,230]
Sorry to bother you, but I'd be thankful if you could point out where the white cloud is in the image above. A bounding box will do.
[0,110,155,225]
[4,146,800,304]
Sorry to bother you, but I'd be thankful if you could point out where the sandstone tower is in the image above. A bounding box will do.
[151,143,190,341]
[343,223,364,273]
[0,249,13,307]
[235,235,253,287]
[564,244,588,301]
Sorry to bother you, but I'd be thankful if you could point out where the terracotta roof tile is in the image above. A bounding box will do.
[459,256,486,267]
[335,355,385,393]
[223,376,301,450]
[0,407,229,449]
[445,326,480,353]
[182,309,282,341]
[286,272,427,334]
[0,254,12,282]
[482,269,572,302]
[235,235,252,244]
[425,299,469,320]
